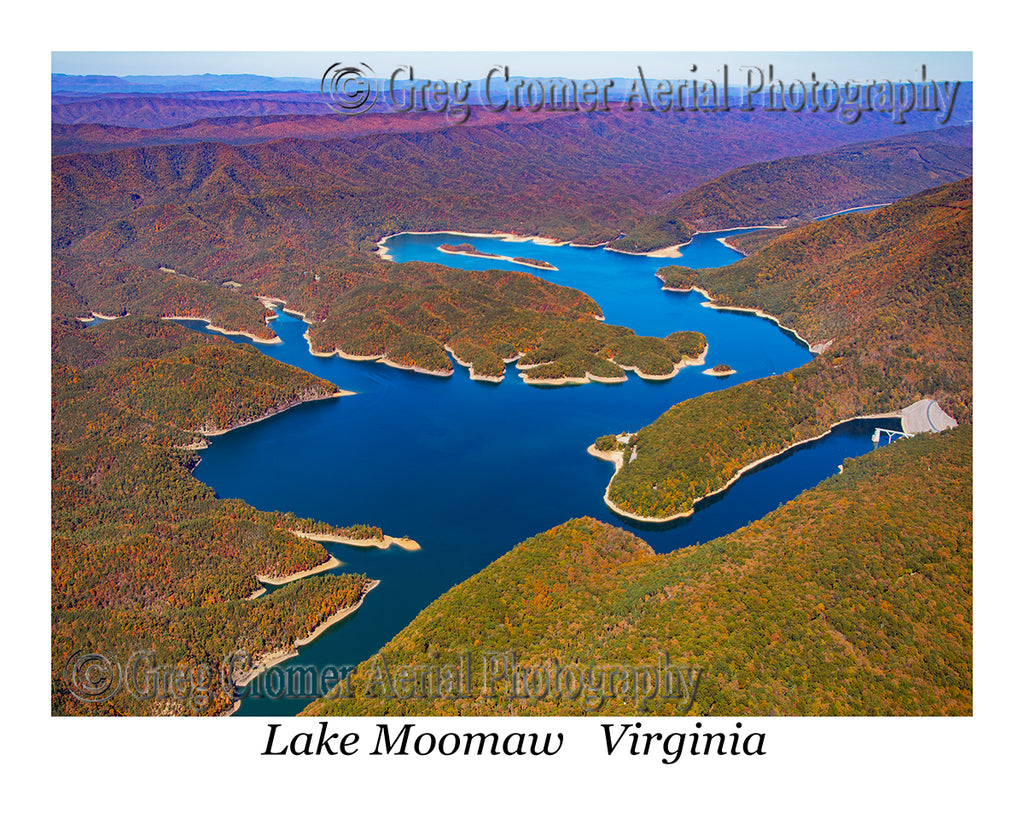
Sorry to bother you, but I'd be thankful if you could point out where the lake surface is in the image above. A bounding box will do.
[184,229,896,716]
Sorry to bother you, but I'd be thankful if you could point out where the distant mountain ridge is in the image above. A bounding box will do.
[50,109,578,154]
[611,126,972,251]
[51,73,324,94]
[52,73,973,130]
[52,92,334,128]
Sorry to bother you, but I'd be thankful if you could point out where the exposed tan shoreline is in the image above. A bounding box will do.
[703,366,737,376]
[379,357,454,377]
[623,345,708,380]
[375,229,570,262]
[614,219,835,260]
[514,343,707,386]
[221,700,242,716]
[296,323,453,377]
[587,443,625,470]
[815,202,892,220]
[446,341,708,386]
[193,389,352,438]
[287,230,738,385]
[643,208,889,261]
[515,359,623,386]
[335,349,381,362]
[699,298,815,349]
[296,579,381,646]
[374,221,868,270]
[717,236,746,255]
[290,530,422,551]
[256,555,342,586]
[259,303,376,368]
[605,242,686,259]
[84,306,284,346]
[519,371,627,386]
[378,228,691,262]
[159,315,281,345]
[232,648,300,688]
[445,346,505,383]
[587,442,687,523]
[656,279,819,352]
[590,410,919,524]
[232,578,381,690]
[302,327,379,362]
[603,223,793,259]
[437,245,559,272]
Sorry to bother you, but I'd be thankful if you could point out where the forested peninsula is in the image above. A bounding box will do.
[51,317,384,715]
[602,179,971,520]
[306,426,971,717]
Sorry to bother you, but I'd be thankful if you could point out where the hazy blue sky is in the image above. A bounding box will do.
[51,51,972,81]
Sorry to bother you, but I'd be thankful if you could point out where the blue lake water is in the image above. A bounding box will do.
[183,230,897,716]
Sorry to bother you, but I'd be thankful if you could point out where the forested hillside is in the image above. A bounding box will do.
[306,426,971,717]
[604,178,971,519]
[610,128,972,251]
[52,317,381,715]
[51,108,577,154]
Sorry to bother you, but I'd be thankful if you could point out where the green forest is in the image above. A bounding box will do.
[606,178,972,519]
[300,258,707,381]
[305,426,971,717]
[51,317,382,715]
